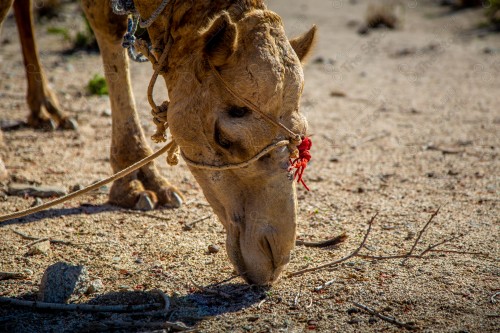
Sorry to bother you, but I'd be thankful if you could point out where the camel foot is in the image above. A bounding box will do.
[109,167,183,209]
[26,97,78,131]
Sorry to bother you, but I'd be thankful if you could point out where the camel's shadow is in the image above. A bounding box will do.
[0,283,266,332]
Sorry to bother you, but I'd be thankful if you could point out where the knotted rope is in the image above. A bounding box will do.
[0,1,313,223]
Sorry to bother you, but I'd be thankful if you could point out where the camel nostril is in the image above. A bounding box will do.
[260,236,277,270]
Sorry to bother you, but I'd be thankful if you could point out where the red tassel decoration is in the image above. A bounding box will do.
[289,137,312,191]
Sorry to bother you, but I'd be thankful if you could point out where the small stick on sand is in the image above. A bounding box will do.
[402,207,440,265]
[86,320,193,332]
[0,296,162,313]
[288,209,484,278]
[11,229,113,247]
[353,302,417,330]
[288,213,378,278]
[191,280,231,299]
[313,279,336,292]
[0,272,28,281]
[183,215,211,231]
[491,291,500,304]
[296,233,347,248]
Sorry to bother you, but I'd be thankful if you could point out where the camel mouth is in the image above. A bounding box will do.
[225,222,288,286]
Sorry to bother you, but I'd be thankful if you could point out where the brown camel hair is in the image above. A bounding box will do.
[1,0,316,285]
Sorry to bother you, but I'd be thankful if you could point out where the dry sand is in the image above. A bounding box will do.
[0,0,498,332]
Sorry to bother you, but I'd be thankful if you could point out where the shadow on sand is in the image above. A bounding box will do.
[0,284,266,332]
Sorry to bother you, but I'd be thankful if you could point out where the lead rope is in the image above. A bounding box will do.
[0,3,313,222]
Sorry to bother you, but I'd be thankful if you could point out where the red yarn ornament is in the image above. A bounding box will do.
[289,137,312,191]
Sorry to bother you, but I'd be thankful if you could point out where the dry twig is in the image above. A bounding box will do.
[288,213,378,278]
[353,302,417,330]
[0,272,28,281]
[288,209,481,278]
[11,229,111,247]
[85,320,193,332]
[183,215,211,231]
[0,296,162,313]
[491,291,500,304]
[296,233,347,248]
[402,207,440,265]
[191,280,231,299]
[313,279,336,292]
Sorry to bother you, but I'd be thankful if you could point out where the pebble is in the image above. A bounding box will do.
[28,240,51,256]
[347,307,360,315]
[23,269,33,276]
[71,184,85,192]
[86,279,104,294]
[38,262,89,303]
[0,158,7,181]
[208,244,220,254]
[101,108,112,117]
[8,183,67,198]
[31,197,43,207]
[347,318,361,325]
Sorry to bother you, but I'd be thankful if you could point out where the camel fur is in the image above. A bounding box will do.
[0,0,316,285]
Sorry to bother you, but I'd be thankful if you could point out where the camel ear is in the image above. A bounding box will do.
[290,25,317,63]
[202,12,238,67]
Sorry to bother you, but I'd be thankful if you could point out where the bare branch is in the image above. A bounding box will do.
[296,233,347,248]
[288,213,378,278]
[85,320,193,332]
[191,280,231,299]
[402,207,440,265]
[353,301,418,330]
[0,272,29,281]
[0,296,162,313]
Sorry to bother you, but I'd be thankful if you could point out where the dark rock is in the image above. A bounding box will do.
[38,262,89,303]
[208,244,220,254]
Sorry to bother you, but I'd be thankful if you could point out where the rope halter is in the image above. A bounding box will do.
[115,1,312,189]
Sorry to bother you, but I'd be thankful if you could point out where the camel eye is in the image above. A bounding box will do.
[228,106,250,118]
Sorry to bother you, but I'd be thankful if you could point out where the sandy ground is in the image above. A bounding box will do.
[0,0,499,332]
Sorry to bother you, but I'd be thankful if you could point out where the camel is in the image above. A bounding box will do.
[0,0,316,285]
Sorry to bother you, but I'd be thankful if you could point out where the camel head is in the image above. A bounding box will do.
[167,9,316,285]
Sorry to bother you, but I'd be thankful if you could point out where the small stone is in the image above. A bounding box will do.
[118,285,131,291]
[134,258,144,264]
[71,184,84,192]
[23,269,34,276]
[0,158,7,181]
[347,307,360,315]
[330,90,346,97]
[31,197,43,207]
[312,56,324,64]
[135,193,155,211]
[38,262,89,303]
[8,183,67,198]
[357,26,369,35]
[28,240,51,256]
[347,318,361,325]
[307,319,318,329]
[86,279,104,294]
[208,244,220,254]
[101,108,112,117]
